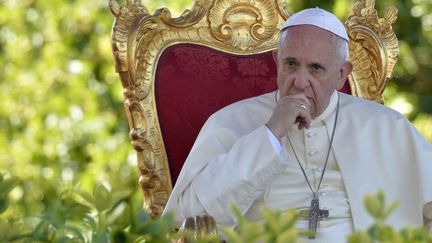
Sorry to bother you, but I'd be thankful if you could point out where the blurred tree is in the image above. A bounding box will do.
[0,0,138,220]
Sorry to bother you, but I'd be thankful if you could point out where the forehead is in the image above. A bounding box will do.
[279,25,339,59]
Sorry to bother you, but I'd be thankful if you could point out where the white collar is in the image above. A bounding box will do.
[311,90,338,126]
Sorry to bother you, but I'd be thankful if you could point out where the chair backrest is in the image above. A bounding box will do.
[109,0,398,217]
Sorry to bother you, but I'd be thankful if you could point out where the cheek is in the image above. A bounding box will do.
[314,75,338,93]
[308,80,321,97]
[309,79,331,103]
[311,80,337,108]
[276,73,292,91]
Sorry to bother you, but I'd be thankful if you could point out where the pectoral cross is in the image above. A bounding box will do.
[299,195,329,239]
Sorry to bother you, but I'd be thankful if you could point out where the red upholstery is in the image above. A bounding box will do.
[155,44,351,183]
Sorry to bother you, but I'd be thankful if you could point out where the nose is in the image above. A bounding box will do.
[293,69,310,89]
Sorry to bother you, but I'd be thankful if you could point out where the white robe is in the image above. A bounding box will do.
[163,91,432,235]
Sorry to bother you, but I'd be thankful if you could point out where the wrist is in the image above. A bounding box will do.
[265,123,284,140]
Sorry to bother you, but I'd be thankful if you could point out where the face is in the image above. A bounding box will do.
[273,25,353,118]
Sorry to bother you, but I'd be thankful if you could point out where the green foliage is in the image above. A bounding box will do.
[221,206,268,242]
[0,0,431,242]
[0,1,142,235]
[0,174,19,215]
[364,190,399,222]
[260,208,298,242]
[0,177,178,242]
[0,174,27,242]
[0,175,431,242]
[222,191,431,243]
[348,190,432,243]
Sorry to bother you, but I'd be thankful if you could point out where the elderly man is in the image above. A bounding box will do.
[164,8,432,241]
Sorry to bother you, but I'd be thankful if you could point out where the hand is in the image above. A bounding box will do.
[266,94,312,139]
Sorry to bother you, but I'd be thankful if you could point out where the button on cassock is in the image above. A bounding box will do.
[307,132,316,137]
[308,151,318,156]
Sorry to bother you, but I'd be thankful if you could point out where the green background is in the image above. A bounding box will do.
[0,0,431,237]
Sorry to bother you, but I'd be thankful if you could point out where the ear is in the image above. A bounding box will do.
[336,61,353,90]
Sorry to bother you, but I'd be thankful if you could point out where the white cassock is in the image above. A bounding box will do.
[163,91,432,241]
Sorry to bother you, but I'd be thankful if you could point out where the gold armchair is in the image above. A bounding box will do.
[109,0,399,218]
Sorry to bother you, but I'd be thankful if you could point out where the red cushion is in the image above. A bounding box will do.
[155,44,350,183]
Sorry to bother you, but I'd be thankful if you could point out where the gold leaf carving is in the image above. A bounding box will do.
[157,0,208,27]
[111,0,173,217]
[346,0,399,103]
[209,0,278,50]
[276,0,291,20]
[110,0,148,75]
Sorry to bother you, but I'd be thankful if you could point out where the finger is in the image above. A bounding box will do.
[280,93,311,108]
[297,118,305,130]
[301,108,312,129]
[296,107,312,130]
[303,113,312,129]
[280,97,312,119]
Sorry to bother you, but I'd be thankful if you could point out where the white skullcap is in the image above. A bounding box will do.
[280,7,349,41]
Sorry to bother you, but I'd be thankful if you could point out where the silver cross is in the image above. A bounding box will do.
[299,196,329,239]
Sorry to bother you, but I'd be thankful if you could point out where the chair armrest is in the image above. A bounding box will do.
[176,215,218,242]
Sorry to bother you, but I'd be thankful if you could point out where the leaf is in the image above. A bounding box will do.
[92,231,110,243]
[110,228,128,243]
[93,184,112,213]
[64,225,88,242]
[84,215,98,230]
[230,205,245,228]
[0,177,19,197]
[0,217,28,241]
[106,201,128,226]
[76,191,97,208]
[347,231,372,243]
[400,227,432,242]
[137,209,150,225]
[31,221,51,241]
[0,198,9,215]
[383,200,399,220]
[261,208,280,233]
[242,221,265,242]
[111,189,133,202]
[364,192,384,219]
[220,227,243,243]
[276,228,297,243]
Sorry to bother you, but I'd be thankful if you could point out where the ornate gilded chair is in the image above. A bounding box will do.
[109,0,398,219]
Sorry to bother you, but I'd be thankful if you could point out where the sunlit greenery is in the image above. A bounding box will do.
[221,191,432,243]
[0,0,139,236]
[0,0,431,242]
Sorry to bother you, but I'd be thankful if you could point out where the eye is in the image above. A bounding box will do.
[285,60,296,67]
[311,63,322,70]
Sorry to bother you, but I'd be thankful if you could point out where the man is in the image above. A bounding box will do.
[163,8,432,241]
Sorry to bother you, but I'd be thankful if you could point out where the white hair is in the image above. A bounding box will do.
[335,36,349,63]
[278,28,349,64]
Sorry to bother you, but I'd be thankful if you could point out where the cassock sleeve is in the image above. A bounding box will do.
[177,125,290,227]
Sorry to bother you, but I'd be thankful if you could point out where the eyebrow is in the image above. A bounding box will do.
[282,57,296,63]
[309,62,326,70]
[282,57,327,70]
